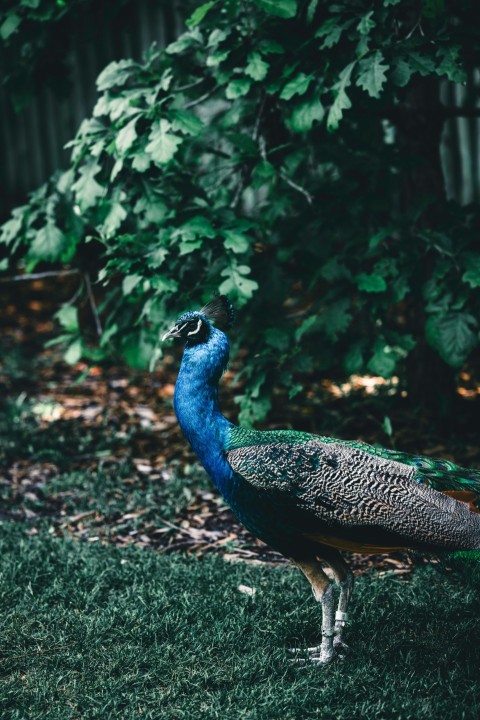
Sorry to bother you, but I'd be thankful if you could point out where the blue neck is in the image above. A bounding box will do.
[173,327,233,489]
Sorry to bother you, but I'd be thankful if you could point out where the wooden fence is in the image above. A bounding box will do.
[0,0,183,219]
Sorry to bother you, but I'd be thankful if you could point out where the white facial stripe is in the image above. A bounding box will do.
[187,318,202,336]
[177,322,189,333]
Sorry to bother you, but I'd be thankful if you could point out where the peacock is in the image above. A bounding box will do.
[162,295,480,664]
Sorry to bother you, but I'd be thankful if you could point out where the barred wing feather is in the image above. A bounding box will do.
[225,439,480,552]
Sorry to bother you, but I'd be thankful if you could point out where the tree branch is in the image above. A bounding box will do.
[84,273,103,337]
[184,87,216,109]
[279,172,313,205]
[0,269,79,283]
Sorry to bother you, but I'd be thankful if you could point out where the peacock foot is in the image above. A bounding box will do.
[333,637,349,655]
[288,645,337,665]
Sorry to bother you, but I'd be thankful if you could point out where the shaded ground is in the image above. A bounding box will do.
[2,278,480,576]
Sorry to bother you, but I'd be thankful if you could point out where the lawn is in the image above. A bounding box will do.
[2,341,480,719]
[2,520,480,720]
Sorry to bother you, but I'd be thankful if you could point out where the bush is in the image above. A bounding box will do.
[2,0,480,423]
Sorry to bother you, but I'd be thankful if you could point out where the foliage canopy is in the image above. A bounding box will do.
[2,0,480,423]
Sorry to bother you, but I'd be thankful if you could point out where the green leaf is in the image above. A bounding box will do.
[356,273,387,293]
[132,152,151,173]
[115,118,138,155]
[382,416,393,438]
[391,58,413,87]
[407,52,435,77]
[122,275,143,295]
[327,62,355,131]
[0,214,23,246]
[252,160,276,187]
[436,46,466,84]
[179,239,203,255]
[56,306,79,333]
[206,50,230,67]
[186,1,216,27]
[145,120,182,165]
[265,328,289,351]
[122,329,156,369]
[96,60,136,91]
[319,257,351,281]
[356,51,389,99]
[226,79,251,99]
[323,299,352,340]
[426,313,478,368]
[207,29,228,46]
[315,18,341,46]
[64,338,83,366]
[72,159,105,210]
[219,265,258,302]
[295,315,320,341]
[462,253,480,288]
[287,97,324,132]
[259,40,284,54]
[102,199,127,235]
[368,346,397,377]
[343,345,364,374]
[422,0,445,18]
[173,216,216,240]
[357,11,376,35]
[171,110,204,136]
[256,0,297,19]
[237,394,272,428]
[28,222,67,261]
[223,230,250,253]
[245,53,270,82]
[148,247,168,269]
[280,73,313,101]
[165,30,201,55]
[368,228,391,250]
[0,13,21,40]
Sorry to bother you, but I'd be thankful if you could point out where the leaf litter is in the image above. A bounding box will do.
[2,281,480,577]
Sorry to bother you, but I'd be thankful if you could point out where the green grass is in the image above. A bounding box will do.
[1,522,480,720]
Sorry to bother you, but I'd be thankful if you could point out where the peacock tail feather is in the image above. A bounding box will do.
[446,548,480,565]
[226,426,480,512]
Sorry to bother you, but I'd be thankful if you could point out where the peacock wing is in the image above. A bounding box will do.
[225,439,480,551]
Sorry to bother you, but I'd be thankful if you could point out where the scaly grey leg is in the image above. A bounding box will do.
[322,550,354,653]
[290,550,354,663]
[290,558,337,664]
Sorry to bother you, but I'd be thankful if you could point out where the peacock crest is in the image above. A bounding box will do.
[200,295,235,330]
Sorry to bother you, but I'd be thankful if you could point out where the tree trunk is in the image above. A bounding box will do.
[395,76,456,422]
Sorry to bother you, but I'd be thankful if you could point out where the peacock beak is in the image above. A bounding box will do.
[162,325,183,341]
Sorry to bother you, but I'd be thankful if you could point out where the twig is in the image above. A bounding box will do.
[176,78,205,93]
[279,172,313,205]
[206,167,240,192]
[252,93,266,141]
[229,176,246,209]
[84,273,103,337]
[0,269,79,283]
[184,87,216,109]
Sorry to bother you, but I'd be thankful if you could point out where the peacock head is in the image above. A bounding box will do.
[162,295,235,345]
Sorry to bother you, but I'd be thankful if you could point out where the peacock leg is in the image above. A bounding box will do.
[290,558,336,664]
[319,549,353,653]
